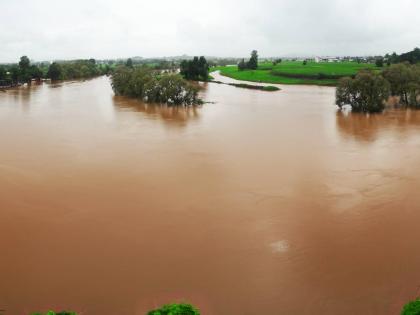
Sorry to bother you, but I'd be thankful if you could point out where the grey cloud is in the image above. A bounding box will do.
[0,0,419,62]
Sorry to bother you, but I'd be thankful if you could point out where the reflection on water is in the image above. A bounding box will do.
[1,76,420,315]
[113,95,201,127]
[336,109,420,141]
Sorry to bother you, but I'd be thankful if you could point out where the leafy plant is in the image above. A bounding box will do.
[147,303,200,315]
[402,299,420,315]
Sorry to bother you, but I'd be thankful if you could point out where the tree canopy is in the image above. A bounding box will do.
[111,66,202,105]
[180,56,209,81]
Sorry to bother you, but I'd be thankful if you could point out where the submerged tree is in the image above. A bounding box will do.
[111,66,201,106]
[336,70,390,113]
[382,63,420,107]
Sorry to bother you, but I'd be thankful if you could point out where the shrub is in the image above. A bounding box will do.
[147,303,200,315]
[401,298,420,315]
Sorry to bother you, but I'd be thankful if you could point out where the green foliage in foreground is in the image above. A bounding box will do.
[111,66,202,106]
[147,303,200,315]
[401,298,420,315]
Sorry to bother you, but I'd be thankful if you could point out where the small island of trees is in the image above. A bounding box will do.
[111,66,202,106]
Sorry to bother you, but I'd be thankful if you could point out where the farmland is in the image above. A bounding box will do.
[211,61,379,86]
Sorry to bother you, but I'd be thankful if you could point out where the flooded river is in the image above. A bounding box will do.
[1,75,420,315]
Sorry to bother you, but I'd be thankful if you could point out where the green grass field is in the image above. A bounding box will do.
[211,61,379,86]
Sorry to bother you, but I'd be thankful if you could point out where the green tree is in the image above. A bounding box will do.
[180,57,209,81]
[336,70,390,113]
[303,60,307,66]
[248,50,258,70]
[126,58,133,68]
[47,62,63,80]
[401,298,420,315]
[30,65,43,80]
[19,56,30,69]
[198,56,209,80]
[18,55,32,83]
[382,63,413,104]
[375,58,384,67]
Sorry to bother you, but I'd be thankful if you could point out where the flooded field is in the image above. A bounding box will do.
[1,76,420,315]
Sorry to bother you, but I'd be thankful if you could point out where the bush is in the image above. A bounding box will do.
[147,303,200,315]
[401,298,420,315]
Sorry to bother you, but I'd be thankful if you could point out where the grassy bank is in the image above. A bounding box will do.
[211,61,379,86]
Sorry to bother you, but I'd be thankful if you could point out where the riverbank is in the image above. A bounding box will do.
[211,61,379,86]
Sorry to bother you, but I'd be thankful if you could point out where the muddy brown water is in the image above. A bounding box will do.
[1,75,420,315]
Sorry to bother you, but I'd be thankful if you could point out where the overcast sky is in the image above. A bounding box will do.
[0,0,419,62]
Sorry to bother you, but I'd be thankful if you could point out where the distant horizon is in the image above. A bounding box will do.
[1,48,418,64]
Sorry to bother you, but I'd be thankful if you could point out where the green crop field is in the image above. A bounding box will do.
[211,61,379,86]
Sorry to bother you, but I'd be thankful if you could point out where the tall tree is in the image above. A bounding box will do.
[248,50,258,70]
[47,62,63,80]
[18,55,32,83]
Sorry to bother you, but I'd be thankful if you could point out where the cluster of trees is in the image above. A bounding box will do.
[0,56,43,86]
[111,66,202,106]
[336,63,420,112]
[47,59,108,81]
[180,56,209,81]
[238,50,258,71]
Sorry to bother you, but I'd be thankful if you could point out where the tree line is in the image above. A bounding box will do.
[336,62,420,112]
[0,56,110,86]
